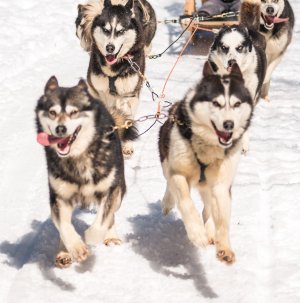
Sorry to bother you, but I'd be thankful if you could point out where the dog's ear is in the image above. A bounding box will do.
[203,61,214,77]
[77,79,88,91]
[104,0,112,8]
[230,63,243,80]
[125,0,134,16]
[44,76,58,94]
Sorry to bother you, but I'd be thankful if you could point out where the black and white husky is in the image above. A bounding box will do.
[35,77,137,268]
[75,0,156,119]
[259,0,294,99]
[208,0,267,152]
[159,62,253,264]
[209,0,267,104]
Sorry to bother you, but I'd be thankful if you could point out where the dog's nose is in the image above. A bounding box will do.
[228,59,237,67]
[56,125,67,137]
[223,120,234,131]
[106,44,115,53]
[266,6,274,15]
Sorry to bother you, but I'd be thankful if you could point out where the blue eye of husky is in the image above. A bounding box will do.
[221,45,229,53]
[102,27,110,34]
[236,46,244,53]
[117,29,126,35]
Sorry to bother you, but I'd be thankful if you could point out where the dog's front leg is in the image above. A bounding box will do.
[85,188,122,246]
[51,199,88,268]
[170,174,208,247]
[211,185,235,264]
[117,95,139,158]
[198,186,216,245]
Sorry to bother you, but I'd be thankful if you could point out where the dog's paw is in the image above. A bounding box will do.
[67,239,89,263]
[161,197,174,216]
[122,141,134,159]
[216,247,235,264]
[263,95,270,102]
[55,252,73,269]
[104,238,122,246]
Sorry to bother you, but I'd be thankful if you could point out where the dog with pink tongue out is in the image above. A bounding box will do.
[36,76,137,268]
[75,0,156,157]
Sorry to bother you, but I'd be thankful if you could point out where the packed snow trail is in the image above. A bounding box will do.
[0,0,299,302]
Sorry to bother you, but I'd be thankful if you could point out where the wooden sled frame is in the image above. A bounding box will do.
[182,0,239,31]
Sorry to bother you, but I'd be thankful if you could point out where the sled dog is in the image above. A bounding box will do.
[35,77,137,268]
[208,0,267,152]
[208,0,267,104]
[259,0,294,99]
[75,0,156,116]
[159,62,253,264]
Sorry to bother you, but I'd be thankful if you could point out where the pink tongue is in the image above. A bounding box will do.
[37,132,67,146]
[274,17,289,23]
[265,15,289,24]
[105,55,117,65]
[217,131,231,142]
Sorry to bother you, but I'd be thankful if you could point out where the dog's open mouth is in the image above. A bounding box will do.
[262,14,289,30]
[215,130,233,147]
[105,54,118,65]
[105,44,123,65]
[37,126,81,157]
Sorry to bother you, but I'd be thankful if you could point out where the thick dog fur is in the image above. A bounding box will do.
[159,63,253,264]
[35,77,137,268]
[209,0,267,104]
[208,0,267,153]
[75,0,156,118]
[259,0,294,99]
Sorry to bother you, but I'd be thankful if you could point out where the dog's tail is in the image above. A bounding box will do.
[239,0,261,31]
[110,108,139,143]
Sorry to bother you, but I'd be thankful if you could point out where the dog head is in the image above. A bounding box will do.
[209,26,254,75]
[36,77,96,158]
[92,0,138,65]
[260,0,285,30]
[187,62,253,149]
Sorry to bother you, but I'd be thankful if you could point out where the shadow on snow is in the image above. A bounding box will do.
[0,210,95,291]
[126,202,218,298]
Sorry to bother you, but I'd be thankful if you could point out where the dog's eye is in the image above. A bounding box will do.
[49,110,57,119]
[234,101,242,108]
[102,27,110,34]
[212,101,221,108]
[70,110,79,117]
[236,46,244,53]
[221,45,229,52]
[272,0,278,3]
[117,29,125,35]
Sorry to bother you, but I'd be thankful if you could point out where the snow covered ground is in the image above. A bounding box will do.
[0,0,299,302]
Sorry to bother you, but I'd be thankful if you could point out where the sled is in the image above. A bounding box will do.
[182,0,239,55]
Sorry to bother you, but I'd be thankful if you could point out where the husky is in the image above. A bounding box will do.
[75,0,156,156]
[209,0,266,104]
[259,0,294,99]
[208,0,267,152]
[35,76,137,268]
[159,62,253,264]
[76,0,156,158]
